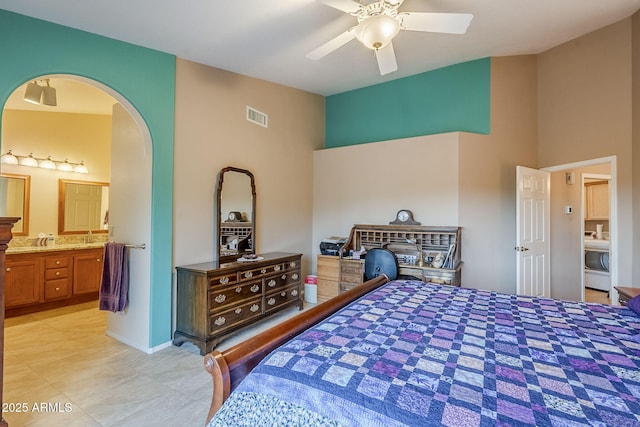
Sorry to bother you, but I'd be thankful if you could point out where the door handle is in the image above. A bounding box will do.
[514,246,529,251]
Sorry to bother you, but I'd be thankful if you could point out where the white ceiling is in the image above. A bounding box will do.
[2,0,640,100]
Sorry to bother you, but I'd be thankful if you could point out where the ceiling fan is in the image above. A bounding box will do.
[307,0,473,76]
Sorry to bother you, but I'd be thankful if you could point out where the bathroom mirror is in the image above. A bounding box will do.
[58,179,110,235]
[0,173,30,236]
[213,167,256,263]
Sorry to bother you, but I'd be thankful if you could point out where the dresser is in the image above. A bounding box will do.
[174,252,303,355]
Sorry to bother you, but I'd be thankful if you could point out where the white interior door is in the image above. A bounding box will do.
[516,166,550,297]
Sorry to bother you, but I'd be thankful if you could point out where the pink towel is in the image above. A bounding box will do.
[99,243,129,312]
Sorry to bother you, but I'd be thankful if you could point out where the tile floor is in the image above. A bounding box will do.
[3,301,308,427]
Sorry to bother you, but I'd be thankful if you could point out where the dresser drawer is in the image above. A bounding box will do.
[265,285,300,314]
[45,256,70,269]
[241,263,284,281]
[264,270,300,292]
[209,272,238,288]
[45,267,69,280]
[209,297,263,335]
[44,278,71,301]
[209,280,262,312]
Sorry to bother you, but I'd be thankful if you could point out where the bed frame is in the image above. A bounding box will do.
[203,273,390,424]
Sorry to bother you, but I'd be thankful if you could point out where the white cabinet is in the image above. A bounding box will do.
[585,181,609,220]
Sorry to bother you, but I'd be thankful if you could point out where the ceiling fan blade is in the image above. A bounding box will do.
[375,42,398,76]
[318,0,362,14]
[307,28,356,60]
[398,12,473,34]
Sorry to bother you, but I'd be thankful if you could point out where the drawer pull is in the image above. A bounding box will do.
[55,287,60,291]
[290,261,297,268]
[261,269,267,274]
[268,298,276,306]
[235,308,242,314]
[292,273,299,280]
[250,284,260,293]
[282,274,287,280]
[214,294,226,304]
[292,290,298,296]
[281,291,286,297]
[274,265,281,271]
[219,277,229,285]
[214,316,226,326]
[235,287,242,293]
[96,258,101,262]
[268,279,276,288]
[245,271,253,279]
[250,304,259,313]
[56,261,61,265]
[5,267,9,272]
[56,272,61,276]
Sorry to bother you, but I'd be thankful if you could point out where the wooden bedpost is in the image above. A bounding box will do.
[203,274,390,425]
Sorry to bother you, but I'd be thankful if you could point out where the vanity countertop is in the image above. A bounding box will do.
[7,242,106,254]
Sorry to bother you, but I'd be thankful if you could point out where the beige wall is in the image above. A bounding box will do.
[458,56,539,294]
[173,59,324,275]
[633,12,640,282]
[0,109,112,238]
[538,18,633,287]
[312,133,460,271]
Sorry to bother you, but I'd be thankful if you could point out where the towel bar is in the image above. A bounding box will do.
[124,243,146,250]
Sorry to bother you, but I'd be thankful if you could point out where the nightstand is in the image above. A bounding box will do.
[614,286,640,306]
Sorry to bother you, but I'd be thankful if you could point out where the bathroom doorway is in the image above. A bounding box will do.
[542,156,617,304]
[1,75,153,349]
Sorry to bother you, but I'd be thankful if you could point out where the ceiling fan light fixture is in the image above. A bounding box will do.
[355,14,400,50]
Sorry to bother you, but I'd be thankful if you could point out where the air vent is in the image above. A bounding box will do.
[246,106,268,128]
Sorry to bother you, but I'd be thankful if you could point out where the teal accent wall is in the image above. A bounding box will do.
[0,9,175,348]
[325,58,491,148]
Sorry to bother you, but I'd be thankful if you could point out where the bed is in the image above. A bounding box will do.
[204,276,640,426]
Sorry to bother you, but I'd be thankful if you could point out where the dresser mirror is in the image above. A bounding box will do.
[0,173,30,236]
[58,179,110,235]
[213,167,256,262]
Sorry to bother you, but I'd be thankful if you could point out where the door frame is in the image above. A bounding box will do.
[542,156,618,305]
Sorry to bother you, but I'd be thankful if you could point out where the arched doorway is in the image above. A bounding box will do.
[1,75,154,350]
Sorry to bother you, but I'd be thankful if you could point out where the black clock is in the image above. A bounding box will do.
[390,209,421,225]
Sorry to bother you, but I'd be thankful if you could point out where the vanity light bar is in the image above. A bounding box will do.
[0,150,88,173]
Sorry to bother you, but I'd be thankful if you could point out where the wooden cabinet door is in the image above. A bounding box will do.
[5,258,40,307]
[73,249,104,294]
[586,181,609,220]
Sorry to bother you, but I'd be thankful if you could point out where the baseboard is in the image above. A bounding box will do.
[105,330,171,354]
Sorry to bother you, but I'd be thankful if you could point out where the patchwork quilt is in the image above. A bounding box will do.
[209,281,640,427]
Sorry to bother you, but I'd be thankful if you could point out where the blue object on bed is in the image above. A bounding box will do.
[628,294,640,316]
[208,280,640,427]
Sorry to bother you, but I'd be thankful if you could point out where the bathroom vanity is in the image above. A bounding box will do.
[4,244,105,317]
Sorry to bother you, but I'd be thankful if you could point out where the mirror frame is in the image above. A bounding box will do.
[213,166,256,263]
[58,179,110,235]
[0,172,30,236]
